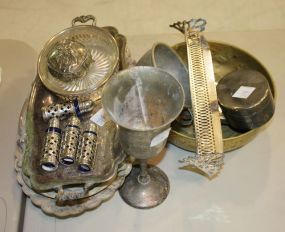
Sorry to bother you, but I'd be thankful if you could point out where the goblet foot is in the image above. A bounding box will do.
[119,164,169,209]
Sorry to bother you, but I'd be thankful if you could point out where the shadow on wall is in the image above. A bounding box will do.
[0,39,37,232]
[0,197,7,232]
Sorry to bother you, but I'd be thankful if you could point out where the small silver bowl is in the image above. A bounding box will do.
[38,15,119,99]
[137,43,191,108]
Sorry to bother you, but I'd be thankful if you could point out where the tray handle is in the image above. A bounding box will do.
[56,186,87,203]
[72,15,96,26]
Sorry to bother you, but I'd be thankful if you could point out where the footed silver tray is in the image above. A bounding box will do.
[16,82,131,217]
[16,144,131,217]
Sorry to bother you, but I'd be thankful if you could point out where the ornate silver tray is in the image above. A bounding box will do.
[21,78,125,192]
[16,141,131,217]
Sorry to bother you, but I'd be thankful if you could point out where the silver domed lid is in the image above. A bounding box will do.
[38,15,119,98]
[47,39,94,82]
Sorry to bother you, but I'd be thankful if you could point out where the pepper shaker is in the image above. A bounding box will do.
[77,122,97,172]
[40,117,61,172]
[59,116,81,165]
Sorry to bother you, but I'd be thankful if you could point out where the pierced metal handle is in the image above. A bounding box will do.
[72,15,96,26]
[170,18,224,178]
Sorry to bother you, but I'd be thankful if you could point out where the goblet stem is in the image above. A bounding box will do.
[119,159,170,208]
[138,159,150,185]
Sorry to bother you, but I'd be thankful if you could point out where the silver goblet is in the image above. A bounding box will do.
[102,66,184,208]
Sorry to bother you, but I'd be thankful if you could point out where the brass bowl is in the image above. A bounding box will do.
[169,41,276,152]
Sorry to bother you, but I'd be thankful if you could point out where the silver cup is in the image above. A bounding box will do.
[102,66,184,208]
[137,42,190,108]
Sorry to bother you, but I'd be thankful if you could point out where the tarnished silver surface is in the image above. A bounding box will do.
[16,98,130,211]
[119,164,169,209]
[170,19,224,177]
[40,118,61,172]
[22,77,125,192]
[41,99,94,121]
[77,122,97,172]
[137,43,191,108]
[102,66,184,208]
[17,99,28,153]
[102,66,185,159]
[217,69,275,131]
[16,132,132,218]
[48,39,94,81]
[38,15,119,98]
[72,15,96,26]
[59,116,81,165]
[44,23,132,102]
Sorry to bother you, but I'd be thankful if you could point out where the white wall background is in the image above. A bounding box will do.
[0,0,284,52]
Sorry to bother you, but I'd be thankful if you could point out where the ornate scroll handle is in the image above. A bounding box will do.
[169,18,207,34]
[72,15,97,26]
[56,186,88,203]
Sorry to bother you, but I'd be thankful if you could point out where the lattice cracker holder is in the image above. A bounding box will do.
[170,19,224,178]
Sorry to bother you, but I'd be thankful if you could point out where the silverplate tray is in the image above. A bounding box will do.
[21,78,125,192]
[16,138,132,217]
[169,41,276,152]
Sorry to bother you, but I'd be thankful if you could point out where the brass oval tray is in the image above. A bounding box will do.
[169,41,275,152]
[22,77,125,192]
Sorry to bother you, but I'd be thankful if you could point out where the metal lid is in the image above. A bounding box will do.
[47,39,94,81]
[217,69,275,131]
[217,69,273,116]
[38,15,119,97]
